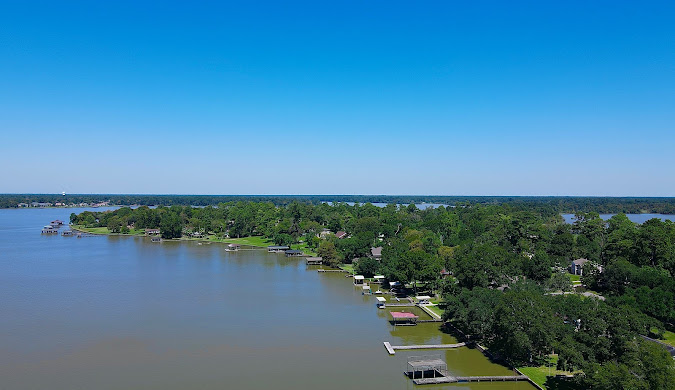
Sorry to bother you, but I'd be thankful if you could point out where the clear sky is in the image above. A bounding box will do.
[1,1,673,196]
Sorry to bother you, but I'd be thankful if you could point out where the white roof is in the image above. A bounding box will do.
[416,295,431,300]
[374,275,385,279]
[389,281,401,287]
[353,275,365,280]
[362,285,371,290]
[376,297,387,302]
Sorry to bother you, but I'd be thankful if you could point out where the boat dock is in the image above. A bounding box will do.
[412,375,528,385]
[384,341,467,355]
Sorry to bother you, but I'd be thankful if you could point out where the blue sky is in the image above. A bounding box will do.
[1,1,673,195]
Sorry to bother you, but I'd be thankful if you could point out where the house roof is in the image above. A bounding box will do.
[371,246,382,257]
[572,258,589,266]
[353,275,365,280]
[336,231,347,238]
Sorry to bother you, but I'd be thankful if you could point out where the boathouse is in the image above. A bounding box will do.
[50,220,64,227]
[390,311,419,326]
[227,243,241,251]
[306,257,323,265]
[353,275,365,285]
[405,355,448,380]
[268,246,290,253]
[376,296,387,309]
[285,249,303,257]
[62,230,73,236]
[41,226,58,234]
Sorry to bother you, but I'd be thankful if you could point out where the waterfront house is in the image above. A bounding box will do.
[370,246,382,260]
[191,232,203,238]
[335,231,348,239]
[18,203,28,208]
[285,249,303,257]
[569,258,602,276]
[319,229,332,239]
[50,220,64,227]
[227,243,241,251]
[569,258,588,275]
[267,246,290,253]
[145,228,160,236]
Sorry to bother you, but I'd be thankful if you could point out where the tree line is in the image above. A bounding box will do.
[4,193,675,213]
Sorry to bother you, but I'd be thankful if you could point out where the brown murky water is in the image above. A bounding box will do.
[0,208,534,389]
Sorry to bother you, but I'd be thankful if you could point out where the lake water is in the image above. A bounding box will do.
[561,213,675,224]
[0,208,532,390]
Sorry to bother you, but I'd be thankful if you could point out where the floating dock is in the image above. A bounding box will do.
[412,375,528,385]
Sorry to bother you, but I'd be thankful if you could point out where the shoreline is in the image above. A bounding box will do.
[69,225,316,254]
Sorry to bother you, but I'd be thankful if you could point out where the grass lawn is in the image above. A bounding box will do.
[426,305,443,317]
[659,330,675,347]
[80,226,110,234]
[291,242,317,256]
[518,355,579,390]
[568,274,581,283]
[72,225,146,235]
[215,236,273,247]
[339,264,356,274]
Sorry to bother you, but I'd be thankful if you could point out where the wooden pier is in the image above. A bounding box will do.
[384,341,467,355]
[412,374,528,385]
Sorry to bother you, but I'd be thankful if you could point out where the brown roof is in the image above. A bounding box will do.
[336,231,347,238]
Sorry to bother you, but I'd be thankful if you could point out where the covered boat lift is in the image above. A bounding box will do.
[390,311,419,326]
[405,355,449,380]
[376,296,387,309]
